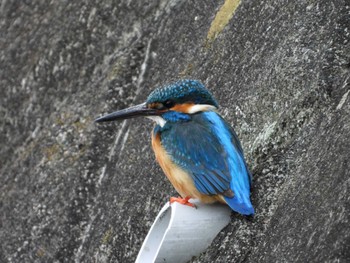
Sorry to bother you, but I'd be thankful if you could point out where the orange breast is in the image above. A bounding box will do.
[151,131,224,204]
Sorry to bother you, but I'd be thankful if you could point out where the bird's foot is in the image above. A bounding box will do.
[170,196,197,208]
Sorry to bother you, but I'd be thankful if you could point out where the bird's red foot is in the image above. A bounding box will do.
[169,196,196,208]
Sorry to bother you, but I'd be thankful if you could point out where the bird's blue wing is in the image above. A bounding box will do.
[160,111,254,215]
[161,113,230,195]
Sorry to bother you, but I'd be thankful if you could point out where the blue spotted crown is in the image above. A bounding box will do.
[147,80,219,108]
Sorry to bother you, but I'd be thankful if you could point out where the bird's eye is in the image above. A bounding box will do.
[164,100,175,108]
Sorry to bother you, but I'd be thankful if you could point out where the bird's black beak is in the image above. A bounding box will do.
[95,102,159,123]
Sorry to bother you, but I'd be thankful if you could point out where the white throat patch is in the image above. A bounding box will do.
[146,116,166,127]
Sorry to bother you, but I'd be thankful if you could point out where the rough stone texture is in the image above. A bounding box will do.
[0,0,349,262]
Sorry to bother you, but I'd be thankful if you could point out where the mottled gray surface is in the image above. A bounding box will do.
[1,0,349,262]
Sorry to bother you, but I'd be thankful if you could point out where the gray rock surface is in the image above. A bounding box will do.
[1,0,349,262]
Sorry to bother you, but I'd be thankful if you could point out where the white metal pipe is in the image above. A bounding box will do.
[136,199,231,263]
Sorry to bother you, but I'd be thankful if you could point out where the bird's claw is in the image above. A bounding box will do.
[169,196,197,208]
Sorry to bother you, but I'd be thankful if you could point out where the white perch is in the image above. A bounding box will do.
[135,199,232,263]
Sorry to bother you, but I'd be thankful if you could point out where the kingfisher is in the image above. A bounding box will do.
[95,80,254,215]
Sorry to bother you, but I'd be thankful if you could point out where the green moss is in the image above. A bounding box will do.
[36,247,46,258]
[179,63,194,77]
[107,58,126,80]
[206,0,241,45]
[43,144,61,161]
[73,117,90,131]
[101,227,114,245]
[55,112,72,127]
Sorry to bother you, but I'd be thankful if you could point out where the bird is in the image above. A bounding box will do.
[95,80,254,215]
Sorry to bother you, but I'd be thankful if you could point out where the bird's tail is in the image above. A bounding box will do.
[225,153,255,215]
[224,195,254,215]
[223,165,254,215]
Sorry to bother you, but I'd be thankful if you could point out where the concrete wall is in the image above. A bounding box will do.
[1,0,349,262]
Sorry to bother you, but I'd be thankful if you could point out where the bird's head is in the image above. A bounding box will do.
[95,80,218,126]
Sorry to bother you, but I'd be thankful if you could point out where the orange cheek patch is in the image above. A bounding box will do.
[170,103,195,113]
